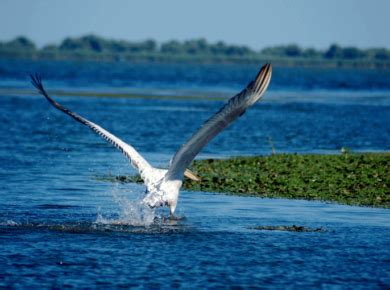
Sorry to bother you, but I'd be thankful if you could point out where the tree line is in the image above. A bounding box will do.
[0,35,389,63]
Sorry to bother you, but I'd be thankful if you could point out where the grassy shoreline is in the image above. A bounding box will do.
[109,153,389,208]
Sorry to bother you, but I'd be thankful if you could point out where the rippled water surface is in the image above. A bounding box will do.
[0,60,389,288]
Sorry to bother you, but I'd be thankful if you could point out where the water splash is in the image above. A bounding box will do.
[95,185,157,227]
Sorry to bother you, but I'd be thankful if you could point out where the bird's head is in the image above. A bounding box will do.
[169,200,178,216]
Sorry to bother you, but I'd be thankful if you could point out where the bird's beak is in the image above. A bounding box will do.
[184,169,201,181]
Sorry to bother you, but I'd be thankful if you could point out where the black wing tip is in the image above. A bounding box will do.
[30,72,45,93]
[255,63,272,82]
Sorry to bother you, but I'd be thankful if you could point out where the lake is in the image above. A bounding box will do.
[0,60,389,288]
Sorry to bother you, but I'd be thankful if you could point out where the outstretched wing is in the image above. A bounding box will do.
[166,64,272,181]
[30,74,152,176]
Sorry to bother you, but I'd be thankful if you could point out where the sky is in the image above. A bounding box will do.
[0,0,389,50]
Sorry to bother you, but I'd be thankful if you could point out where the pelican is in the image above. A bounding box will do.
[31,64,272,217]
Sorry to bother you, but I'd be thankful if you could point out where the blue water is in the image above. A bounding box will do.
[0,60,389,288]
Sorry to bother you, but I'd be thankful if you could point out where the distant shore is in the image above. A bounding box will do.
[1,35,389,69]
[1,53,388,69]
[109,153,389,208]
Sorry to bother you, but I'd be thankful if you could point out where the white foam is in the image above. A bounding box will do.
[0,220,18,226]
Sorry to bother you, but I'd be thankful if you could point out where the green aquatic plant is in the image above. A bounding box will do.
[184,153,389,208]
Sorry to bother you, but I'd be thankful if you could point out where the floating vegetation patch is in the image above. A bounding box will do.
[250,225,326,232]
[185,153,390,208]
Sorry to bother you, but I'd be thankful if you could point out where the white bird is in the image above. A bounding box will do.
[31,64,272,217]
